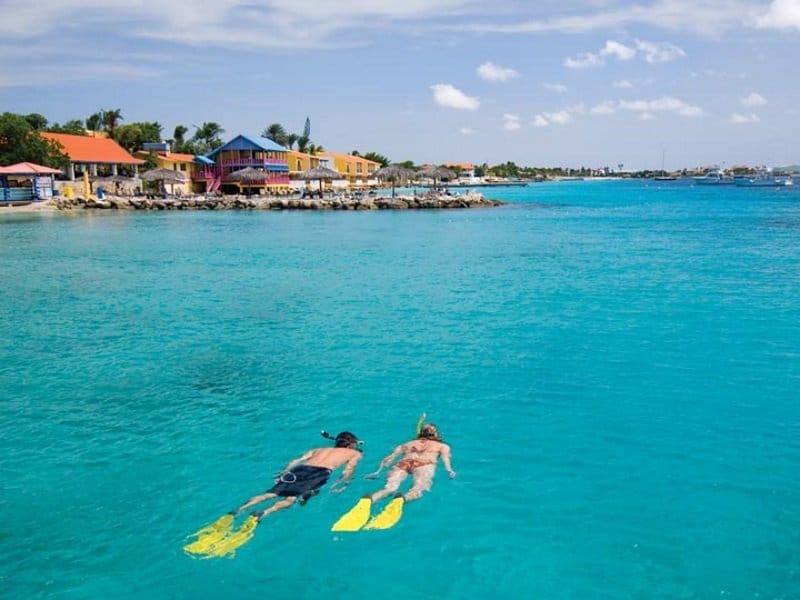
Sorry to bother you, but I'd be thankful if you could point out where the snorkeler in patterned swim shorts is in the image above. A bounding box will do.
[234,431,364,520]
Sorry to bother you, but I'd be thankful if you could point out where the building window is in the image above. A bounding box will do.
[180,163,186,171]
[356,164,363,174]
[297,160,302,171]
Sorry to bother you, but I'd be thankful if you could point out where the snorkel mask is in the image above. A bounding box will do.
[321,430,364,452]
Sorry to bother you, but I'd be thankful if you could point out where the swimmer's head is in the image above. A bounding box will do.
[418,423,441,442]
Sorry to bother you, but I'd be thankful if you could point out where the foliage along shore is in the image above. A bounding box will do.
[52,193,504,211]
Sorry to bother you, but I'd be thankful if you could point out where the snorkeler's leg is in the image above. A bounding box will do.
[253,496,296,521]
[404,465,435,502]
[370,468,407,502]
[235,492,277,515]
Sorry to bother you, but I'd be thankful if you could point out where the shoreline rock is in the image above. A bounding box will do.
[52,193,504,212]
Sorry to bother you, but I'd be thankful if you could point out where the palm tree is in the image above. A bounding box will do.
[297,135,311,153]
[263,123,287,146]
[193,122,225,154]
[103,108,123,139]
[285,133,299,150]
[86,112,104,134]
[307,143,324,156]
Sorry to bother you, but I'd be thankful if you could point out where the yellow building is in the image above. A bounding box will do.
[135,147,202,195]
[321,152,380,187]
[287,150,323,176]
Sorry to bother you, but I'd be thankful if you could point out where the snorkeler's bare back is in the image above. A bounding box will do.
[303,447,361,470]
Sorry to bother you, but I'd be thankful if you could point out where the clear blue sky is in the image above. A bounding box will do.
[1,1,798,170]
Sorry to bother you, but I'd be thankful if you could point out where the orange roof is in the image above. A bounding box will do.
[444,162,474,170]
[42,132,144,165]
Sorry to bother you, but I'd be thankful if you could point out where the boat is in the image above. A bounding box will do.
[733,168,793,187]
[653,149,676,180]
[693,169,733,185]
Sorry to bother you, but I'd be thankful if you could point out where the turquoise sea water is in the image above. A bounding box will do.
[1,180,799,599]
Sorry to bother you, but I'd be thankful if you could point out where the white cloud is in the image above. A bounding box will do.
[566,37,685,68]
[613,79,634,88]
[731,113,761,123]
[565,39,635,68]
[618,96,705,117]
[591,101,617,115]
[543,82,568,93]
[459,127,475,135]
[756,0,800,30]
[634,39,686,63]
[476,61,519,82]
[0,0,479,49]
[503,113,521,131]
[445,1,763,37]
[639,112,655,120]
[741,92,767,106]
[431,83,480,110]
[544,110,573,125]
[531,115,549,127]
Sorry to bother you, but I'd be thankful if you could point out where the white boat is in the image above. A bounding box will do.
[693,169,733,185]
[733,168,793,187]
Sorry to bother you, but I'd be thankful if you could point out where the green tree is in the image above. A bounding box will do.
[103,108,124,139]
[398,160,415,169]
[115,122,162,153]
[24,113,48,130]
[363,152,389,167]
[0,112,68,168]
[172,125,189,152]
[86,112,104,132]
[302,117,311,140]
[307,143,324,155]
[296,135,310,153]
[48,119,86,135]
[263,123,287,146]
[284,133,299,150]
[192,122,225,154]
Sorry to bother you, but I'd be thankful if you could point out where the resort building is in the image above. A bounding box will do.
[286,150,342,191]
[134,142,204,195]
[321,152,379,187]
[201,134,289,194]
[444,162,476,180]
[40,132,144,180]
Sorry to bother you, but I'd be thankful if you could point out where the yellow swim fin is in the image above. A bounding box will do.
[363,496,404,531]
[183,513,234,555]
[331,498,372,532]
[203,515,260,558]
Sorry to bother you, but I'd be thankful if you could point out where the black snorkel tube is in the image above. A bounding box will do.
[321,430,364,452]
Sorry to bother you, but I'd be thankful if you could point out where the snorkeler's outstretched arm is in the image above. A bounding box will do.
[364,444,405,479]
[441,443,456,479]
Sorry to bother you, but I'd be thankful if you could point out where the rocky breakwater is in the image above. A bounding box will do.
[53,192,503,212]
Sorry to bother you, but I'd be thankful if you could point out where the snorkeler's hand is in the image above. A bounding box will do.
[329,479,349,494]
[448,470,456,479]
[363,468,383,480]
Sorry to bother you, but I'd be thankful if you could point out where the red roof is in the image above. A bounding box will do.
[0,162,62,175]
[41,132,144,165]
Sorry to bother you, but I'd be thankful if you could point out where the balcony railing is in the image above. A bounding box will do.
[191,170,215,181]
[220,158,287,168]
[222,174,290,185]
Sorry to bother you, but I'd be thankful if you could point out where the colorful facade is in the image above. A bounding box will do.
[199,135,289,193]
[135,145,200,195]
[321,152,380,187]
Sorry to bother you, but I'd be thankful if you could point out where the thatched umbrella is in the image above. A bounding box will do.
[298,166,343,195]
[139,168,186,183]
[417,166,456,188]
[139,168,186,196]
[373,165,416,197]
[225,167,269,194]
